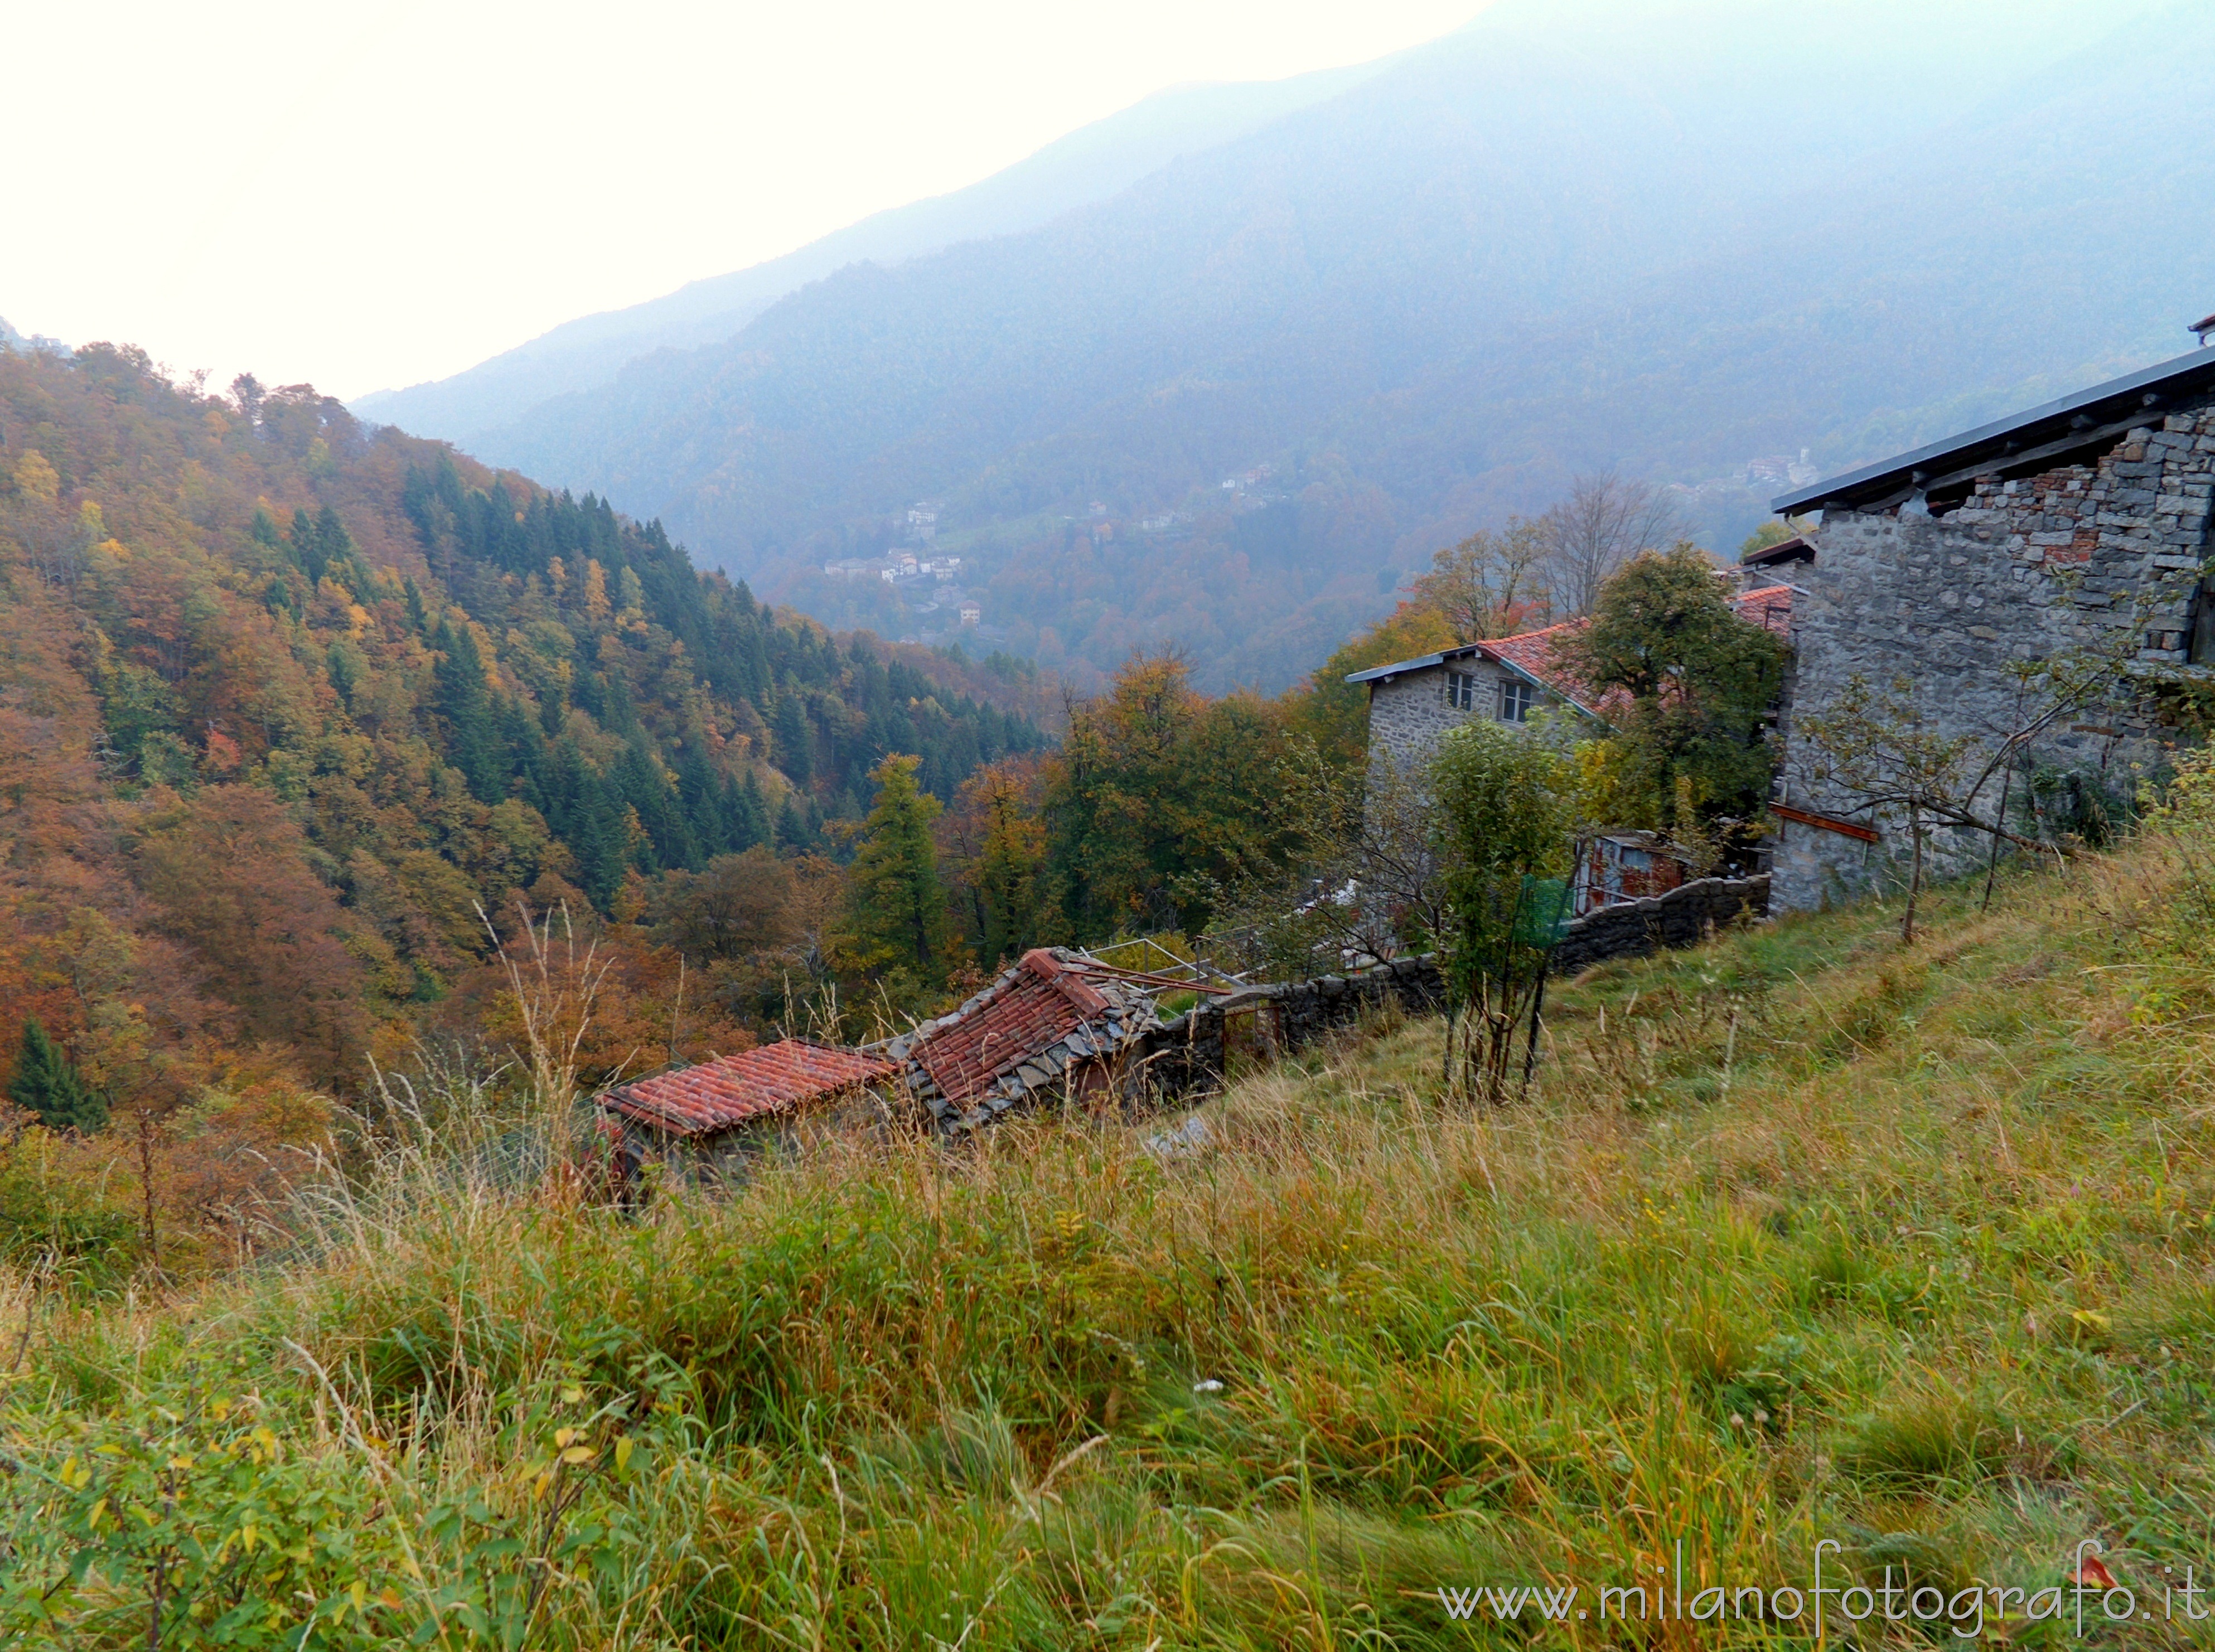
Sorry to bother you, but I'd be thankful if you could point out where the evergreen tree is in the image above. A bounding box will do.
[733,771,770,854]
[286,507,326,585]
[775,797,815,856]
[834,754,952,982]
[433,618,504,805]
[570,771,628,911]
[315,505,361,592]
[773,692,814,785]
[678,750,724,856]
[7,1018,107,1133]
[615,738,697,870]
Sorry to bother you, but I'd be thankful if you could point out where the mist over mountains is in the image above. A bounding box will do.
[350,61,1390,447]
[359,0,2214,692]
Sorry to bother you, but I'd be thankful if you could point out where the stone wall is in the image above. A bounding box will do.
[1130,873,1767,1101]
[1548,874,1769,974]
[1133,955,1447,1100]
[1773,405,2215,912]
[1366,658,1566,781]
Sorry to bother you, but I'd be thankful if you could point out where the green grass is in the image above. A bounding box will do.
[9,844,2215,1646]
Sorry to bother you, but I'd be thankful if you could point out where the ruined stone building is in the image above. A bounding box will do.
[1763,342,2215,911]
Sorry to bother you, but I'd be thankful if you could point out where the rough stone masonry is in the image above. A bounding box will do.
[1769,365,2215,913]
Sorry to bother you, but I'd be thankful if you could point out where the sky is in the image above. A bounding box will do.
[7,0,1484,401]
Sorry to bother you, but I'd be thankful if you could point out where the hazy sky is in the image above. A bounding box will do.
[8,0,1483,400]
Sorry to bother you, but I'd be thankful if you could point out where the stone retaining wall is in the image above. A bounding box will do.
[1547,874,1769,975]
[1132,873,1767,1101]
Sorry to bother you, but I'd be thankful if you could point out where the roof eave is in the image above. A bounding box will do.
[1343,643,1483,685]
[1772,345,2215,516]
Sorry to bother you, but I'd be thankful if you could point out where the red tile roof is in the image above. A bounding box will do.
[912,949,1115,1108]
[1481,618,1615,718]
[1477,584,1793,723]
[1733,582,1793,638]
[603,1040,894,1137]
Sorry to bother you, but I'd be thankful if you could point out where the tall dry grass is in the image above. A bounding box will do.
[12,826,2215,1645]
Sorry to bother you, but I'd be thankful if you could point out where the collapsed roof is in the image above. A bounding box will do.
[888,947,1208,1132]
[601,948,1226,1145]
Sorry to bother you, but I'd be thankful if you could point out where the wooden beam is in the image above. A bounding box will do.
[1771,803,1881,844]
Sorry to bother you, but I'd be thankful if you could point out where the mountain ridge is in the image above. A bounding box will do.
[349,57,1398,445]
[438,0,2208,691]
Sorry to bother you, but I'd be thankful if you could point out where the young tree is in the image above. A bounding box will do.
[1558,546,1784,826]
[1431,719,1578,1103]
[835,754,954,984]
[8,1017,107,1133]
[1203,740,1454,981]
[1797,642,2137,942]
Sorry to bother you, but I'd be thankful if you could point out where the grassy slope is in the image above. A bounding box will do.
[7,839,2215,1648]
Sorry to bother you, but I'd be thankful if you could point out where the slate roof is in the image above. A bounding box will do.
[1347,587,1793,725]
[603,1040,894,1137]
[1772,344,2215,517]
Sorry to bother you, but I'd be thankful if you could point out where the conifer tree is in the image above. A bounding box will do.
[433,618,504,804]
[774,692,814,785]
[775,797,815,855]
[835,754,952,982]
[286,507,326,585]
[734,771,770,854]
[7,1018,107,1134]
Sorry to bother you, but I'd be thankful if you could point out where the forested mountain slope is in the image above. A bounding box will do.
[460,0,2210,692]
[0,346,1044,1093]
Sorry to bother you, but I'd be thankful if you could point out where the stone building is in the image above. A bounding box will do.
[1348,589,1793,782]
[1763,342,2215,912]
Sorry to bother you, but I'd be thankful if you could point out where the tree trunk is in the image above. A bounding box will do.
[1902,807,1924,944]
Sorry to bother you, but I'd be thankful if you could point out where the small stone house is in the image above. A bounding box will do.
[1348,591,1793,783]
[1763,340,2215,911]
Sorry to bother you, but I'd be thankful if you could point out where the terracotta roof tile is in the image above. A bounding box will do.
[1733,582,1793,638]
[604,1040,893,1137]
[912,949,1125,1108]
[1478,585,1793,723]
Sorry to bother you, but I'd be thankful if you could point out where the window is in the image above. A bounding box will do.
[1445,670,1481,710]
[1498,678,1535,723]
